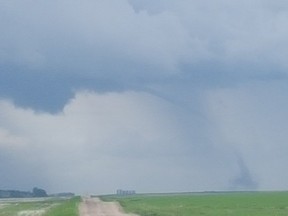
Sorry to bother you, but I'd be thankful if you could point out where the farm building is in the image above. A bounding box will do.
[116,189,136,195]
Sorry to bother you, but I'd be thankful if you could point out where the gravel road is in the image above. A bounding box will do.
[79,197,138,216]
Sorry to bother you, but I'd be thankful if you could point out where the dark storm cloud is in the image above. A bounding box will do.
[1,0,288,112]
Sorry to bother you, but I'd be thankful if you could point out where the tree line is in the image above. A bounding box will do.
[0,187,47,198]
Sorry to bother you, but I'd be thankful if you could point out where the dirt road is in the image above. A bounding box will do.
[79,197,138,216]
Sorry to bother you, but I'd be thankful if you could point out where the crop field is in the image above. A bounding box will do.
[0,196,80,216]
[101,191,288,216]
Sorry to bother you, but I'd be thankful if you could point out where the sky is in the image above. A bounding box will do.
[1,0,288,195]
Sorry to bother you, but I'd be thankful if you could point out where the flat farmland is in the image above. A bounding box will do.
[0,196,80,216]
[101,191,288,216]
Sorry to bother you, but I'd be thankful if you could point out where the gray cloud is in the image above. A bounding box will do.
[1,1,288,78]
[1,0,288,112]
[0,91,217,193]
[1,0,288,194]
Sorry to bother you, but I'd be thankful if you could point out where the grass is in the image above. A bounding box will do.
[0,196,80,216]
[101,191,288,216]
[44,196,81,216]
[0,199,52,216]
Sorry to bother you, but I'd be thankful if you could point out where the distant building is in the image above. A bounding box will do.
[116,189,136,196]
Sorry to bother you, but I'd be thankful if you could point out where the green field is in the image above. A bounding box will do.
[45,196,80,216]
[0,196,80,216]
[101,191,288,216]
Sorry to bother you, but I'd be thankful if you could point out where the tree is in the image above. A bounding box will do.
[32,187,47,197]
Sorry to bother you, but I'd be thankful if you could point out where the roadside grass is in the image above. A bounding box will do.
[0,200,52,216]
[0,196,80,216]
[44,196,81,216]
[101,191,288,216]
